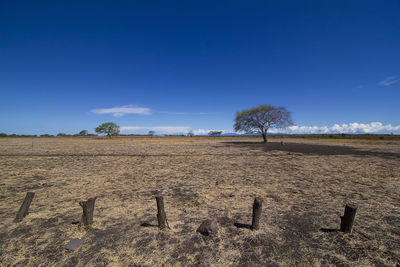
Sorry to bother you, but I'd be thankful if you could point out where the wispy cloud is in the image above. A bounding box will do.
[92,105,151,117]
[378,76,398,86]
[121,126,191,134]
[269,122,400,134]
[91,106,215,117]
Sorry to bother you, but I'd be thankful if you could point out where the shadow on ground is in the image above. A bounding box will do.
[234,222,251,229]
[223,141,400,159]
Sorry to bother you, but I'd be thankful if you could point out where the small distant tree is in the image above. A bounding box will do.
[79,130,88,136]
[209,131,223,137]
[187,130,194,137]
[234,105,293,143]
[148,130,155,136]
[95,122,120,138]
[57,133,67,137]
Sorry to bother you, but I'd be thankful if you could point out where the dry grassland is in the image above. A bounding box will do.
[0,136,399,266]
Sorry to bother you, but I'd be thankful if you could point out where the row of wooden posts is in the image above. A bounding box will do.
[14,192,358,233]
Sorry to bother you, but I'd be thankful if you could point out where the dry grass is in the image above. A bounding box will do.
[0,136,399,266]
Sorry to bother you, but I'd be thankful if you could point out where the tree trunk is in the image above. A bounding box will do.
[251,197,262,230]
[156,196,170,230]
[261,133,267,143]
[14,192,35,222]
[79,197,97,228]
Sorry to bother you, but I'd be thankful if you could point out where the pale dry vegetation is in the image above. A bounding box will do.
[0,136,399,266]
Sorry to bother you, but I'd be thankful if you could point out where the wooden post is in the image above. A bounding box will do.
[251,197,262,230]
[14,192,35,222]
[79,197,97,228]
[156,196,169,230]
[340,204,357,233]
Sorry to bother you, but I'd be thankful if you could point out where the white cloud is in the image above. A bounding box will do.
[121,126,191,134]
[92,107,214,117]
[92,105,151,117]
[270,122,400,134]
[378,76,398,86]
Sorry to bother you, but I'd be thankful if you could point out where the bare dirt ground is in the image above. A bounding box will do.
[0,136,399,266]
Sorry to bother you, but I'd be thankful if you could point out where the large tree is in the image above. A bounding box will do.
[95,122,120,138]
[234,105,293,143]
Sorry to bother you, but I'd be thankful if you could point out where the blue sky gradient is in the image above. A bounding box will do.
[1,1,399,135]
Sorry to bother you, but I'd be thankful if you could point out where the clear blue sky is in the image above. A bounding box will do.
[1,1,399,135]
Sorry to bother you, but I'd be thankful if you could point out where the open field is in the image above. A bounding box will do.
[0,136,399,266]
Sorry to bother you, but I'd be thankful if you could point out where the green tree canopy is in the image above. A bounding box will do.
[95,122,120,138]
[79,130,88,136]
[187,130,194,137]
[209,131,223,136]
[234,105,293,142]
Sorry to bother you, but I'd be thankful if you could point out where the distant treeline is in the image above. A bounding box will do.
[0,132,399,140]
[0,133,98,137]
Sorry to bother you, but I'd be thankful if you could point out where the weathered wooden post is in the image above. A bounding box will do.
[79,197,97,228]
[340,204,357,233]
[156,196,169,230]
[251,197,262,230]
[14,192,35,222]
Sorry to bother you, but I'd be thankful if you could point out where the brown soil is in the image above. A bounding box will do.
[0,136,399,266]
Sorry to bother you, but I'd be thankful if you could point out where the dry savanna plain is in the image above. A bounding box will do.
[0,136,399,266]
